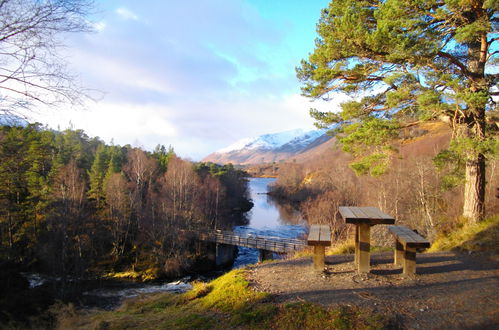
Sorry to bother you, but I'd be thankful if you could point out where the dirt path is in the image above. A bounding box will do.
[247,252,499,329]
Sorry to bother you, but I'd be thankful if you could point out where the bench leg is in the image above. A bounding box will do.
[313,246,325,271]
[354,225,360,267]
[403,247,416,276]
[394,240,404,266]
[358,224,370,273]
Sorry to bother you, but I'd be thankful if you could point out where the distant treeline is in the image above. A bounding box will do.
[0,123,252,280]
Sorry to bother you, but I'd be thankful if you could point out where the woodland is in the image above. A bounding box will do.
[0,123,252,324]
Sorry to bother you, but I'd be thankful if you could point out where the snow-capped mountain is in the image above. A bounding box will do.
[202,127,336,165]
[218,129,324,153]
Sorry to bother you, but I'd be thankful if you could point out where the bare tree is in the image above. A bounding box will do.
[105,172,131,259]
[161,156,200,229]
[0,0,94,118]
[48,158,87,277]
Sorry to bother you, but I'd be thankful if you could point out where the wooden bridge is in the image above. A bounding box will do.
[198,230,306,253]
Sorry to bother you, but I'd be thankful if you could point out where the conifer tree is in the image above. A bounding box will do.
[297,0,498,223]
[88,144,109,206]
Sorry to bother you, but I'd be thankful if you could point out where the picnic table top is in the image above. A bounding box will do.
[307,224,331,246]
[338,206,395,225]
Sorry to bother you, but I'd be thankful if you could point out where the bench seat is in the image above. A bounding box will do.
[388,225,430,276]
[307,225,331,271]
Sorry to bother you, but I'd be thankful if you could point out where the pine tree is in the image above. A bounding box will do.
[88,144,109,206]
[297,0,498,223]
[153,144,175,173]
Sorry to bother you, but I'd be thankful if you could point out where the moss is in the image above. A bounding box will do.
[193,269,269,312]
[429,215,499,253]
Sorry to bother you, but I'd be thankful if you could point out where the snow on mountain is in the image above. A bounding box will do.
[203,126,336,165]
[218,129,323,153]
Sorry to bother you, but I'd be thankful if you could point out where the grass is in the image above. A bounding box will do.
[63,269,397,330]
[326,242,391,256]
[428,214,499,253]
[327,242,355,255]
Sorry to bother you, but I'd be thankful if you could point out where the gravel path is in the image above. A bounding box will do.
[247,251,499,329]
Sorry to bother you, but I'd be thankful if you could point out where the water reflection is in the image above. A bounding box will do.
[244,178,305,228]
[233,177,306,268]
[268,197,304,226]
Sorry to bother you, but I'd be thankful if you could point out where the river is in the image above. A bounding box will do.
[232,177,307,268]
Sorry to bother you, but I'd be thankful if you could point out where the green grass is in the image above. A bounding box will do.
[65,269,397,329]
[429,214,499,253]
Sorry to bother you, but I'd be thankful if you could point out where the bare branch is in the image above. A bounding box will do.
[0,0,94,119]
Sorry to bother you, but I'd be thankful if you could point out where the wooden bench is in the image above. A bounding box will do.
[307,225,331,271]
[388,225,430,276]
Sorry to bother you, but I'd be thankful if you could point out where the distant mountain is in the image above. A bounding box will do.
[202,127,336,165]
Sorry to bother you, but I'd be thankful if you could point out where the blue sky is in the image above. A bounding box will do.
[33,0,347,160]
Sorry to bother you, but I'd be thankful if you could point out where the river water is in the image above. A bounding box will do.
[232,177,307,268]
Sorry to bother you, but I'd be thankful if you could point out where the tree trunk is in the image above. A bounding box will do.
[463,154,485,223]
[461,17,488,223]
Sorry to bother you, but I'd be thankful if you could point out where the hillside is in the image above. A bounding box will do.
[204,122,452,169]
[244,121,452,177]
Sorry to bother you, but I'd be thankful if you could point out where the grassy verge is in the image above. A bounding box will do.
[428,214,499,253]
[62,269,397,330]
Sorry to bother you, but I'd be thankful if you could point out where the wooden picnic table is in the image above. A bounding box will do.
[338,206,395,273]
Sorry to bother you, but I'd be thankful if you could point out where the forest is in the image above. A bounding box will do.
[0,123,252,286]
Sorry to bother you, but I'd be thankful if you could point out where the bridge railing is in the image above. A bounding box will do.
[198,230,306,253]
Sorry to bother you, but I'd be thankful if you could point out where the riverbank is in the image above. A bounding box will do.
[58,250,498,329]
[56,269,397,329]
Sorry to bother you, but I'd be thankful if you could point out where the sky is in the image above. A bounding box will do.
[32,0,348,160]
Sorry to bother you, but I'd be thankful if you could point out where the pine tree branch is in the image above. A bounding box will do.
[437,51,472,77]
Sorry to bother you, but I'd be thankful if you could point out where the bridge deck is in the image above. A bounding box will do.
[199,230,306,253]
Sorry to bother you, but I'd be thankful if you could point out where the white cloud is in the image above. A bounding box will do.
[93,21,106,31]
[115,7,139,21]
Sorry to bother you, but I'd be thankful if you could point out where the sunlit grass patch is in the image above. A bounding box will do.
[191,269,269,312]
[105,267,161,282]
[429,214,499,253]
[78,269,270,329]
[290,248,314,259]
[327,241,355,255]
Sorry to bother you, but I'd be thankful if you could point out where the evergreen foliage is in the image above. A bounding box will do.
[297,0,498,222]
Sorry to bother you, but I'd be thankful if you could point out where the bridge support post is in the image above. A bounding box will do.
[216,243,238,268]
[258,249,273,262]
